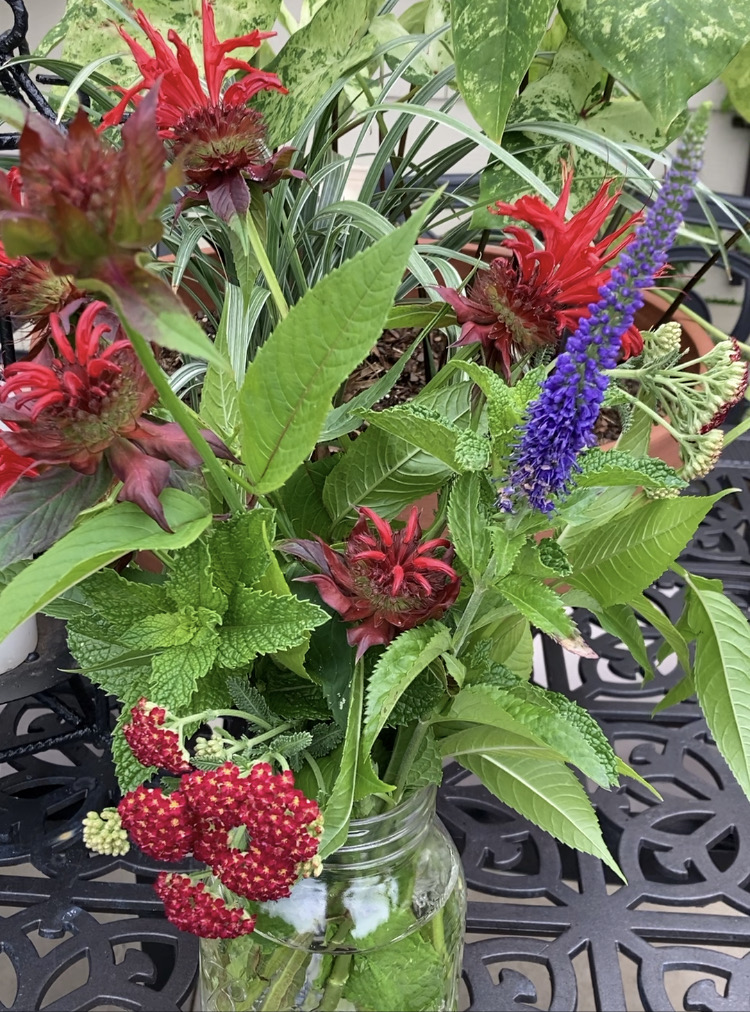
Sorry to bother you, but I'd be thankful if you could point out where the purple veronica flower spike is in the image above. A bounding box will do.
[500,107,709,514]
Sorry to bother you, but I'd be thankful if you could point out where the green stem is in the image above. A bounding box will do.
[125,327,244,514]
[175,708,272,731]
[616,389,683,440]
[242,213,289,320]
[452,557,496,655]
[723,411,750,447]
[320,954,353,1009]
[391,720,431,804]
[257,942,310,1011]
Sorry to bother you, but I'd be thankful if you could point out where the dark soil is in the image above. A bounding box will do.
[342,327,449,410]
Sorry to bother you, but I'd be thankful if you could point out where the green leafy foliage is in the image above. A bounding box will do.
[277,458,336,542]
[685,574,750,798]
[320,662,365,858]
[216,588,328,668]
[361,404,463,471]
[342,910,444,1011]
[323,381,473,524]
[240,199,435,493]
[446,682,619,787]
[362,623,452,753]
[441,725,622,875]
[448,472,493,577]
[495,575,575,640]
[560,0,750,129]
[0,464,111,569]
[227,677,279,725]
[564,493,727,606]
[390,669,446,725]
[208,510,275,594]
[453,0,558,140]
[0,490,210,645]
[575,449,687,492]
[722,39,750,122]
[402,729,444,796]
[597,603,654,678]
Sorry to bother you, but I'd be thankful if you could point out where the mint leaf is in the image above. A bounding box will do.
[121,610,199,650]
[67,615,155,703]
[79,568,169,636]
[402,728,443,796]
[166,538,228,615]
[147,626,219,710]
[361,404,463,471]
[448,472,493,577]
[216,589,329,668]
[208,509,276,594]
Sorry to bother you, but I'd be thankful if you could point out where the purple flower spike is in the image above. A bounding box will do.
[501,108,709,513]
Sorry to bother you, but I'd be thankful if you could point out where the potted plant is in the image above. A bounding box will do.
[0,4,749,1012]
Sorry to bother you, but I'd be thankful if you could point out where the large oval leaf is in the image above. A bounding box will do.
[0,490,210,643]
[239,197,435,494]
[560,0,750,129]
[453,0,557,140]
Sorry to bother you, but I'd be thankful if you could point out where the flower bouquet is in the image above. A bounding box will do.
[0,3,749,1011]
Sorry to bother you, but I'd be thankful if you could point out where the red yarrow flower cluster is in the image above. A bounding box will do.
[436,169,644,379]
[155,873,257,939]
[0,301,235,530]
[283,506,461,659]
[116,759,322,938]
[123,698,192,773]
[101,0,301,219]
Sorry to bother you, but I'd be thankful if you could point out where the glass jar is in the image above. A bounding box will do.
[199,787,466,1011]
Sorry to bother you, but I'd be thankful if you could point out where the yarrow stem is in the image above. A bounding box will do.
[501,106,710,513]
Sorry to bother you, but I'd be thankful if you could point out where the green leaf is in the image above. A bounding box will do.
[448,472,493,577]
[447,683,619,788]
[495,575,575,640]
[200,284,243,441]
[442,725,623,876]
[167,539,228,616]
[559,0,750,129]
[685,575,750,798]
[111,711,155,793]
[628,593,692,677]
[0,490,210,644]
[227,676,280,725]
[402,728,444,796]
[0,94,27,131]
[240,198,436,493]
[361,404,462,471]
[277,458,337,542]
[453,0,558,139]
[574,449,687,491]
[362,623,451,754]
[208,509,275,594]
[596,603,654,678]
[722,39,750,123]
[148,627,219,711]
[319,661,364,858]
[255,0,380,147]
[0,464,112,568]
[491,526,526,579]
[652,674,695,714]
[77,568,168,635]
[216,588,329,668]
[565,493,727,606]
[305,606,356,729]
[323,381,473,523]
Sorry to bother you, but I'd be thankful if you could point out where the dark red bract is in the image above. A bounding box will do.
[283,506,461,659]
[437,170,644,379]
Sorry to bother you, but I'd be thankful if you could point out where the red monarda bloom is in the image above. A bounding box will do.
[283,507,461,659]
[437,170,644,379]
[0,301,234,529]
[0,167,81,336]
[101,0,300,217]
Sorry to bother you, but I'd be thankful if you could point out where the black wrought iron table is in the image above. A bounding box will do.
[0,432,749,1012]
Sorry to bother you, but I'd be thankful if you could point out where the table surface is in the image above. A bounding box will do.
[2,435,750,1012]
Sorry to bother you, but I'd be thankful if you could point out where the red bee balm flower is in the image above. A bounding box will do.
[0,435,37,496]
[101,0,300,218]
[437,170,644,379]
[283,507,461,659]
[0,301,234,530]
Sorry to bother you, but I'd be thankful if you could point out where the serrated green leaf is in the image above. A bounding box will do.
[390,669,446,725]
[307,722,344,758]
[319,661,364,858]
[685,576,750,798]
[208,509,275,594]
[78,568,169,636]
[227,677,279,725]
[442,725,622,876]
[148,626,219,711]
[200,284,243,442]
[272,731,314,760]
[0,490,210,644]
[597,603,654,678]
[240,198,436,493]
[362,404,463,470]
[496,575,575,639]
[537,538,572,576]
[277,458,337,542]
[628,592,692,677]
[122,611,199,650]
[323,382,473,523]
[216,589,329,668]
[67,616,156,702]
[560,0,750,129]
[491,526,526,579]
[0,463,111,568]
[454,0,557,140]
[166,539,228,616]
[402,728,444,796]
[565,493,727,607]
[362,623,452,754]
[447,683,619,787]
[574,449,687,491]
[448,472,492,577]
